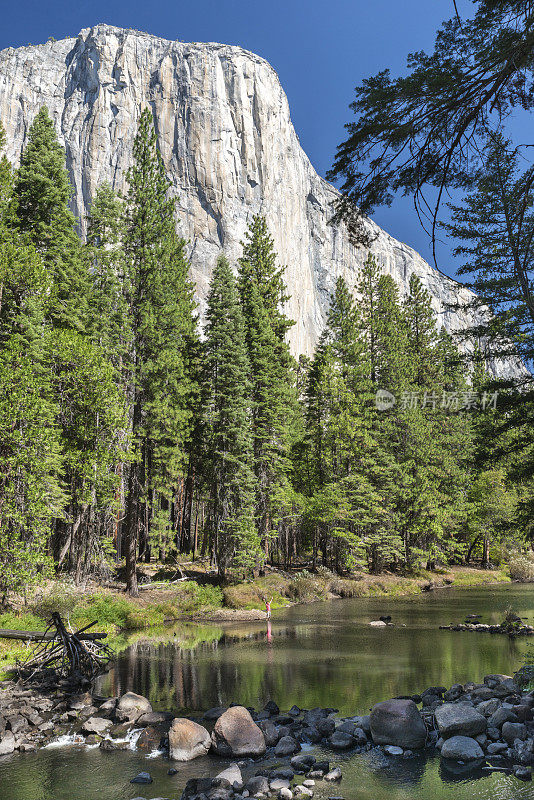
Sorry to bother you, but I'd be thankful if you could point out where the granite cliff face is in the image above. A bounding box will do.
[0,25,520,374]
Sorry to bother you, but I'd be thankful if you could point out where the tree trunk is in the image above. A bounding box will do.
[482,533,490,569]
[124,463,140,597]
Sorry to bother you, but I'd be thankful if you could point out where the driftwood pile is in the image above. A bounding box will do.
[15,612,113,686]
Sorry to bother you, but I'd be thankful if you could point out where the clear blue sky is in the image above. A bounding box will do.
[0,0,474,278]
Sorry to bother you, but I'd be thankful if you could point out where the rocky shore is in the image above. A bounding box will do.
[1,671,533,795]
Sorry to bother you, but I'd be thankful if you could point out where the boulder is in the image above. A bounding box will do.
[100,738,129,751]
[502,721,527,745]
[444,684,463,702]
[434,703,486,739]
[136,726,162,751]
[257,718,279,746]
[291,754,316,772]
[370,699,427,749]
[96,697,117,717]
[216,763,242,785]
[488,707,518,729]
[168,718,211,761]
[0,731,15,756]
[329,731,354,750]
[369,620,387,627]
[513,738,534,765]
[270,778,291,790]
[513,765,532,781]
[246,775,270,794]
[211,706,266,757]
[116,693,152,723]
[275,735,301,756]
[440,735,484,761]
[81,716,113,736]
[477,698,501,717]
[302,726,322,743]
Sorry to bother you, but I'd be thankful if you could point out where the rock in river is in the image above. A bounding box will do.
[210,706,266,757]
[116,692,152,723]
[435,703,486,739]
[168,718,211,761]
[370,699,427,749]
[440,735,484,761]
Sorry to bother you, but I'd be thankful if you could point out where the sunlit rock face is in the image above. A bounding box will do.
[0,25,523,375]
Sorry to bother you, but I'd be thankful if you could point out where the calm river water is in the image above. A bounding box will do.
[1,583,534,800]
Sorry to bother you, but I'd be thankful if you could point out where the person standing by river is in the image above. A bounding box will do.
[264,597,273,620]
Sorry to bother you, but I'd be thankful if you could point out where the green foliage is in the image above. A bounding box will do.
[122,108,198,593]
[200,254,260,576]
[13,106,90,331]
[237,215,300,559]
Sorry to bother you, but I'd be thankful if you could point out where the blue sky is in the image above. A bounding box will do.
[0,0,475,278]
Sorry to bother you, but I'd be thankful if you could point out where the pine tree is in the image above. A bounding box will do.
[123,108,198,595]
[13,107,89,330]
[0,343,64,599]
[86,182,132,376]
[239,215,293,341]
[404,274,439,387]
[303,276,400,571]
[201,255,260,576]
[237,216,300,558]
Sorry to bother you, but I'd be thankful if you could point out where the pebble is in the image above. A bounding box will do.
[384,745,403,755]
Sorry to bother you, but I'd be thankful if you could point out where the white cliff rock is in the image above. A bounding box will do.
[0,25,523,375]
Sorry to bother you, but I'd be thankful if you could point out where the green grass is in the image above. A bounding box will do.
[450,569,510,587]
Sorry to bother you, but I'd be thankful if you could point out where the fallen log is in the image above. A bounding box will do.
[0,629,106,641]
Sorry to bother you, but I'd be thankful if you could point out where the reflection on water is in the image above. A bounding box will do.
[1,584,533,800]
[97,584,532,716]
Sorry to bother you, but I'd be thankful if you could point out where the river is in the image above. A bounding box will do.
[1,583,533,800]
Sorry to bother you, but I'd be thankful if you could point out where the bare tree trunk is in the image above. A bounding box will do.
[124,462,140,597]
[482,533,490,569]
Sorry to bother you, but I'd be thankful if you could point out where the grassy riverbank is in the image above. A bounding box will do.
[0,566,512,677]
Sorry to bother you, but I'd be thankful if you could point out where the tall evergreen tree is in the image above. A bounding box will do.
[123,108,198,595]
[237,216,300,558]
[13,107,89,330]
[201,255,260,575]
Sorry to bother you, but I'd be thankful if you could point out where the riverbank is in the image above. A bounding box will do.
[0,667,533,786]
[0,566,511,676]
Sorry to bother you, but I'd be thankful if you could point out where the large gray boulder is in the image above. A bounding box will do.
[216,763,242,785]
[502,721,527,745]
[370,699,427,749]
[211,706,266,757]
[115,692,152,723]
[257,718,280,746]
[440,735,484,761]
[0,731,15,755]
[81,716,113,736]
[435,703,486,739]
[168,718,211,761]
[488,707,518,729]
